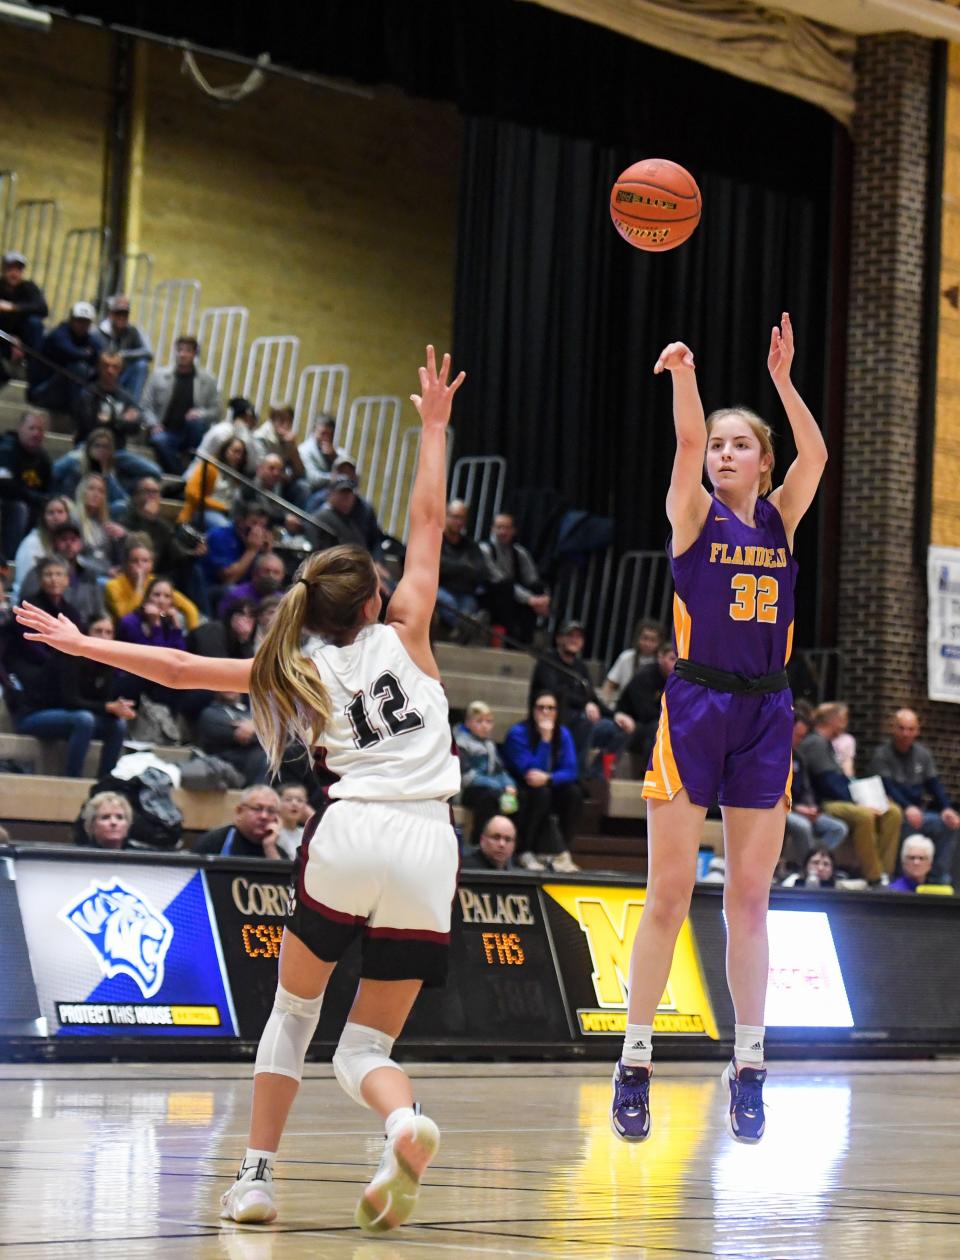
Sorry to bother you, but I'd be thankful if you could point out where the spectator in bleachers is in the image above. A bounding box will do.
[189,596,256,661]
[196,690,269,787]
[235,451,305,536]
[0,251,48,390]
[27,301,102,416]
[178,435,247,531]
[56,427,130,515]
[203,501,272,591]
[437,499,490,638]
[276,781,312,859]
[79,792,135,851]
[253,403,308,499]
[502,689,582,874]
[888,834,937,892]
[117,576,190,649]
[461,815,518,872]
[0,574,12,632]
[59,350,161,491]
[529,620,632,777]
[784,700,848,866]
[193,396,263,476]
[19,518,105,626]
[9,557,126,777]
[254,592,281,648]
[600,619,665,708]
[480,512,550,646]
[870,708,960,885]
[312,473,384,558]
[799,702,902,885]
[0,410,52,561]
[831,703,857,778]
[58,613,135,777]
[217,550,286,617]
[454,700,518,842]
[780,846,837,889]
[11,492,71,600]
[143,335,221,473]
[613,641,675,776]
[105,533,200,631]
[97,295,152,402]
[120,476,208,609]
[74,473,126,575]
[194,785,283,858]
[300,413,343,509]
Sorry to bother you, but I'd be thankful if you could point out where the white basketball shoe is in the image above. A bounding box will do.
[355,1113,440,1233]
[220,1157,277,1224]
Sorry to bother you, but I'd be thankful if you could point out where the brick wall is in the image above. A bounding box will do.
[839,34,960,787]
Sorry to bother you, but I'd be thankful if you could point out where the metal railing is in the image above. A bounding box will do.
[383,425,456,542]
[241,334,299,417]
[341,395,401,513]
[293,363,350,440]
[146,278,202,368]
[6,199,58,289]
[548,548,615,657]
[197,305,249,398]
[448,455,506,541]
[0,171,17,247]
[601,549,674,669]
[107,252,154,322]
[51,226,109,317]
[791,647,844,704]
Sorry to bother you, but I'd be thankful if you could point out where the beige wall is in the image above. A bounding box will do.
[3,20,461,416]
[933,43,960,546]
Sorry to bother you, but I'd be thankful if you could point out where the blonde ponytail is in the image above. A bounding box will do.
[249,546,379,775]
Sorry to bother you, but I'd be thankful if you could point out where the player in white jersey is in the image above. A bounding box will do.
[15,345,466,1234]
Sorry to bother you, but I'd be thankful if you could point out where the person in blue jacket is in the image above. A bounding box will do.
[502,689,581,874]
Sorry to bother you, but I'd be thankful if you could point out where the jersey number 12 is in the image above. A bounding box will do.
[345,670,425,749]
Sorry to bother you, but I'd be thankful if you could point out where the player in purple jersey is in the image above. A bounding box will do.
[611,313,827,1144]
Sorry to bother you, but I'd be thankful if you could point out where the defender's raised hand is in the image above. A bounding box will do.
[14,601,84,655]
[767,311,795,388]
[654,342,696,375]
[410,345,466,429]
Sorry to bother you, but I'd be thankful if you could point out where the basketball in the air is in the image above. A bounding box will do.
[609,159,702,252]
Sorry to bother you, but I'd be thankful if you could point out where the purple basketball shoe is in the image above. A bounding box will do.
[721,1060,767,1143]
[610,1060,652,1142]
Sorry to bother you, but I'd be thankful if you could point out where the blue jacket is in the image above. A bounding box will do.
[502,720,578,785]
[30,320,103,386]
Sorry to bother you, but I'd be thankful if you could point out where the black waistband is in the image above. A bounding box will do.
[674,657,790,695]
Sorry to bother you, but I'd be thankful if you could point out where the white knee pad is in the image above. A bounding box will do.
[332,1021,403,1108]
[254,983,323,1082]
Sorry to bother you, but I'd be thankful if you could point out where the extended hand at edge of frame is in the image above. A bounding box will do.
[409,344,466,428]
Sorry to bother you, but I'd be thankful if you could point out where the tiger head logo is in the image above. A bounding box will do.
[61,880,174,999]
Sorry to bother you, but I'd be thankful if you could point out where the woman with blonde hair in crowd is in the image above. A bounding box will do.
[105,532,200,630]
[178,435,247,531]
[15,345,465,1235]
[55,427,129,513]
[74,473,126,575]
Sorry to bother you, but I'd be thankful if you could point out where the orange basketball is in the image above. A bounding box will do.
[610,158,702,252]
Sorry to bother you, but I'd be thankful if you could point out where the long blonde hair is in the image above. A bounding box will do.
[75,473,109,546]
[250,545,379,774]
[705,406,775,497]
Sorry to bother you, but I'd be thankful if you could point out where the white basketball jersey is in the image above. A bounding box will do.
[305,623,460,802]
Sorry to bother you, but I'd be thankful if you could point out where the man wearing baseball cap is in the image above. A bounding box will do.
[0,251,48,391]
[98,294,153,402]
[27,300,103,415]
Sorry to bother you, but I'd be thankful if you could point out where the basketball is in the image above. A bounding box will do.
[610,158,702,252]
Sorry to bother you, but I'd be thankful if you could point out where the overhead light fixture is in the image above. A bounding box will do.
[0,1,51,32]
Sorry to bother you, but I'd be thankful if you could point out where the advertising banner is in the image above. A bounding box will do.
[540,882,719,1040]
[14,858,237,1037]
[764,910,853,1029]
[927,545,960,702]
[0,859,41,1028]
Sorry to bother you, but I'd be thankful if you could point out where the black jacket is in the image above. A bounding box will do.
[0,431,52,508]
[529,649,603,722]
[0,277,48,333]
[194,825,276,858]
[6,592,84,711]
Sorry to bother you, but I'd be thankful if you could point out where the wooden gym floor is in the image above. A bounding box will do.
[1,1059,958,1258]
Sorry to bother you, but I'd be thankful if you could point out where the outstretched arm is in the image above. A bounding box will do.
[13,602,253,692]
[766,312,827,546]
[656,341,712,555]
[387,346,465,675]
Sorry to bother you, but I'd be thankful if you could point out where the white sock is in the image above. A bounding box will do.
[621,1023,653,1067]
[240,1147,276,1177]
[384,1106,416,1138]
[734,1024,765,1067]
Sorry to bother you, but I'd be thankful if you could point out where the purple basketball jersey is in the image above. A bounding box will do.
[669,495,797,676]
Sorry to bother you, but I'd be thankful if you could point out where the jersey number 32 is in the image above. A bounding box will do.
[346,671,425,749]
[729,573,778,623]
